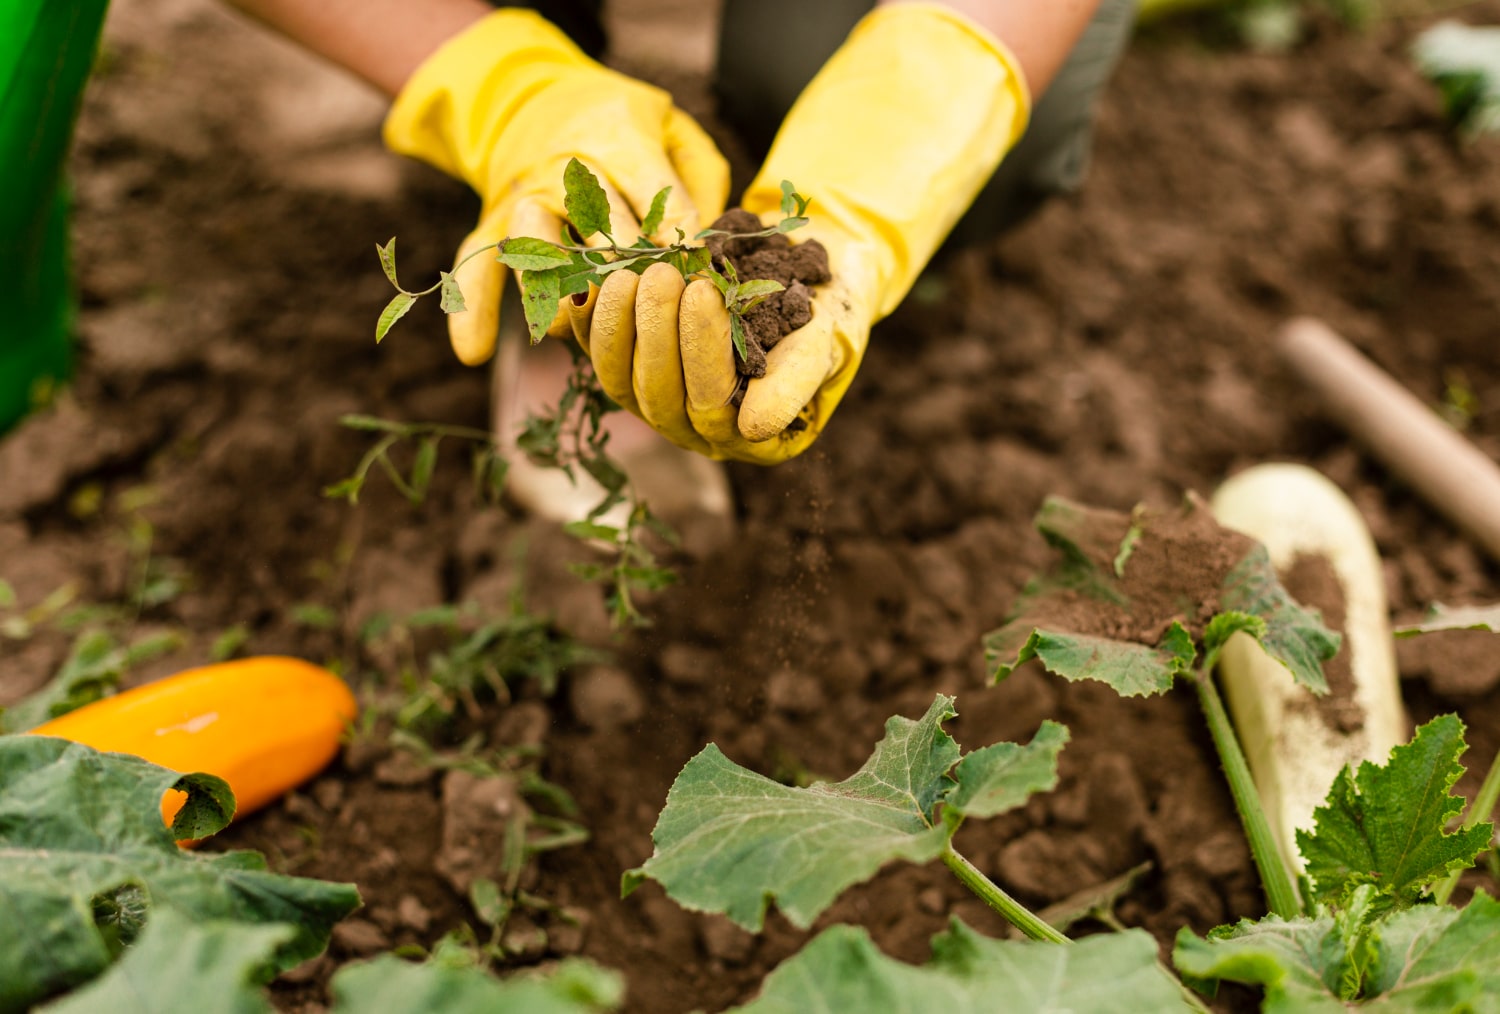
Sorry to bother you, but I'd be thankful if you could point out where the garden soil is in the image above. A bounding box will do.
[4,2,1500,1012]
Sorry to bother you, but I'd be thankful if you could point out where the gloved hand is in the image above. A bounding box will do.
[382,9,730,365]
[577,3,1032,463]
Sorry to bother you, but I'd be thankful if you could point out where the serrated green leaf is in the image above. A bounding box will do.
[1296,715,1492,913]
[945,721,1068,822]
[1413,22,1500,138]
[987,622,1194,698]
[1175,893,1500,1010]
[562,158,611,240]
[496,238,573,272]
[40,906,290,1014]
[623,696,962,931]
[681,246,712,276]
[519,268,561,344]
[736,921,1192,1013]
[0,738,359,1011]
[377,238,399,288]
[640,186,671,237]
[1173,915,1350,1012]
[376,291,416,343]
[1202,610,1267,671]
[1394,601,1500,637]
[438,271,466,314]
[1219,545,1337,694]
[330,955,623,1014]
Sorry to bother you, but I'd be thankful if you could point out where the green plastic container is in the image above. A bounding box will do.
[0,0,109,432]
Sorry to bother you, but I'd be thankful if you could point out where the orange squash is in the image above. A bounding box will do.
[30,656,357,829]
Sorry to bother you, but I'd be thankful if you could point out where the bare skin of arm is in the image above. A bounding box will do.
[222,0,491,97]
[878,0,1104,94]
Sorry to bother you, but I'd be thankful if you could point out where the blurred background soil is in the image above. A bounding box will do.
[2,1,1499,1011]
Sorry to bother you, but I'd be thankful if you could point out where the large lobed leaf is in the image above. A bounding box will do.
[1175,892,1500,1010]
[986,495,1337,698]
[0,737,359,1012]
[624,697,1065,931]
[37,908,622,1014]
[1296,715,1492,913]
[734,920,1194,1013]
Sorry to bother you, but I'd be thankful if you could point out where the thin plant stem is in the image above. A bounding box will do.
[1193,670,1302,919]
[1433,744,1500,905]
[942,848,1069,944]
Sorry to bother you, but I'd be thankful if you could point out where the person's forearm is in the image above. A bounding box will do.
[224,0,492,97]
[877,0,1103,95]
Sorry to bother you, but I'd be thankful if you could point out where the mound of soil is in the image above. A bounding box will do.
[4,3,1500,1013]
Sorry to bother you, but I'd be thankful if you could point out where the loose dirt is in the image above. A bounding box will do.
[4,4,1500,1013]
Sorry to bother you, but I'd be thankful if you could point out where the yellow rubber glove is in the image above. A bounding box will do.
[383,9,729,365]
[580,3,1030,463]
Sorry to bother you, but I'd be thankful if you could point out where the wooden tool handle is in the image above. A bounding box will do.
[1278,317,1500,563]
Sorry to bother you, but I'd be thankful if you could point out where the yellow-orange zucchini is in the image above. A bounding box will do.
[30,656,356,828]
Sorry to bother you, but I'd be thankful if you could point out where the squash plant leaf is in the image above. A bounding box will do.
[0,737,360,1012]
[623,696,1065,932]
[1394,601,1500,637]
[330,955,624,1014]
[733,920,1194,1013]
[0,630,126,733]
[1296,714,1492,913]
[40,907,291,1014]
[1175,892,1500,1009]
[986,495,1338,698]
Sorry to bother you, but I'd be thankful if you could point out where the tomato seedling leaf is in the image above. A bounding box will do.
[562,158,612,240]
[438,271,467,314]
[519,268,562,344]
[1296,714,1492,913]
[640,186,671,238]
[624,696,1066,932]
[497,238,574,273]
[733,920,1192,1013]
[377,237,400,288]
[0,738,359,1011]
[376,291,416,343]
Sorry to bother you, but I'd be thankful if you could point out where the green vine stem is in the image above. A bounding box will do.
[1433,743,1500,905]
[941,848,1070,945]
[1192,669,1303,919]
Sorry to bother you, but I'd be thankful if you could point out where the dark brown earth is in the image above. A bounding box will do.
[4,3,1500,1013]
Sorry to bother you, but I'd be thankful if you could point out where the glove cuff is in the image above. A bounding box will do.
[743,2,1032,320]
[382,8,594,187]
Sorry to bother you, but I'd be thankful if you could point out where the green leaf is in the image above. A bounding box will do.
[376,291,416,343]
[1394,601,1500,637]
[1219,545,1337,694]
[987,623,1195,698]
[1201,610,1266,671]
[170,772,237,840]
[0,578,16,608]
[1174,893,1500,1009]
[729,314,748,362]
[735,921,1192,1013]
[681,246,713,276]
[209,624,251,662]
[519,268,561,344]
[562,521,620,543]
[339,414,409,433]
[410,437,439,502]
[640,186,671,237]
[496,238,573,272]
[776,217,809,234]
[562,158,612,240]
[945,720,1069,822]
[734,279,784,303]
[377,238,399,288]
[0,630,126,732]
[330,955,624,1014]
[40,906,291,1014]
[1413,21,1500,138]
[1173,915,1350,1012]
[778,180,809,218]
[438,271,466,314]
[289,603,338,629]
[623,696,962,931]
[0,738,359,1011]
[1296,714,1492,912]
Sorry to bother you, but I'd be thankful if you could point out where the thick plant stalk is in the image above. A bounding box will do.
[942,848,1070,944]
[1211,464,1407,878]
[1193,672,1303,918]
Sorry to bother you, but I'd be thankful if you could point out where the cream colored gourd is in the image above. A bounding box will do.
[1210,464,1407,875]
